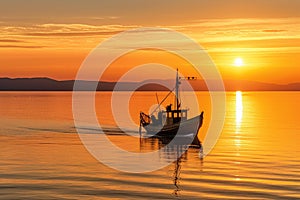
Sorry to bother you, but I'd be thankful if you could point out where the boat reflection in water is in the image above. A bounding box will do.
[140,136,203,196]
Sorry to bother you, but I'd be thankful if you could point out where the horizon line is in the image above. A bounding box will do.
[1,76,299,85]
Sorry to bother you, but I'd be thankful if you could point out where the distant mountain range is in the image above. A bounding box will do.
[0,77,299,91]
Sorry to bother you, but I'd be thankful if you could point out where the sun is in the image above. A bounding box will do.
[234,57,244,67]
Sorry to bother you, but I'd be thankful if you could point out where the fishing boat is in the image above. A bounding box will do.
[139,69,204,146]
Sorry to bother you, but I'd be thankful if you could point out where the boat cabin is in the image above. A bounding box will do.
[151,104,188,126]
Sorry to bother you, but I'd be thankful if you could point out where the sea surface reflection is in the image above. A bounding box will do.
[0,92,299,199]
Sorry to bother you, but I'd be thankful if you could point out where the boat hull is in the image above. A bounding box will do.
[143,112,203,146]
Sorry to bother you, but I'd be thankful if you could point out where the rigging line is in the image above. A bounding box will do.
[155,93,161,112]
[150,86,175,116]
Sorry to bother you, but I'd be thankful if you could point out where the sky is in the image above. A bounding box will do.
[0,0,299,84]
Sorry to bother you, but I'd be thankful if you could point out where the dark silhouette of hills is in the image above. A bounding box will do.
[0,77,299,91]
[0,78,169,91]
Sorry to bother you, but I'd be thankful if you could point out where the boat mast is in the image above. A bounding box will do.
[175,68,179,110]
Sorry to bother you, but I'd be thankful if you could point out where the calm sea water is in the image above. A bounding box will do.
[0,92,299,199]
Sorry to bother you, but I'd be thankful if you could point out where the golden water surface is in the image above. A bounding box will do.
[0,92,299,199]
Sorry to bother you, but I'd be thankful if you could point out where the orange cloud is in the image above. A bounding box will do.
[0,18,299,84]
